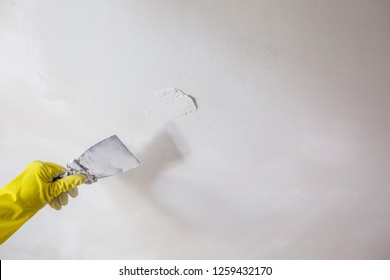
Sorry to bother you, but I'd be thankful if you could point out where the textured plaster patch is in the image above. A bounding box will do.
[144,88,198,121]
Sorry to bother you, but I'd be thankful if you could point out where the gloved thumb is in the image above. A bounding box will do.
[50,174,86,198]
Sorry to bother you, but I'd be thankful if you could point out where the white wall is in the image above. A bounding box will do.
[1,0,390,259]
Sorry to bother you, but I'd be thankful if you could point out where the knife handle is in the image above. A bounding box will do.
[66,159,97,184]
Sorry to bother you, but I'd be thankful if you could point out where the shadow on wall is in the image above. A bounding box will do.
[114,124,195,229]
[121,124,187,190]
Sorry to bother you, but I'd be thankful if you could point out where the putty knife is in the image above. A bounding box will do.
[66,135,140,184]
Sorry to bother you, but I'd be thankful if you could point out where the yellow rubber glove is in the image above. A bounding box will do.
[0,161,85,245]
[49,185,79,210]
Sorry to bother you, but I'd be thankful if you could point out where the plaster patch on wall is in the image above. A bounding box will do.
[144,88,198,121]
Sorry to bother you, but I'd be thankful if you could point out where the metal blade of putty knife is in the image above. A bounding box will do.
[66,135,140,184]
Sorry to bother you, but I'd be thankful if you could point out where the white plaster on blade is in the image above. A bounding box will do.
[144,88,198,121]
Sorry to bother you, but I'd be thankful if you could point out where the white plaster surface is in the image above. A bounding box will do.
[144,88,198,120]
[0,0,390,259]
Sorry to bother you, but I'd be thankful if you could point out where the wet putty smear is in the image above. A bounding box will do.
[144,88,198,120]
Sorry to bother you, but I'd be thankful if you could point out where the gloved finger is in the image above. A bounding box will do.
[30,161,67,182]
[49,197,62,210]
[58,192,69,206]
[68,186,78,198]
[42,161,67,178]
[50,174,86,197]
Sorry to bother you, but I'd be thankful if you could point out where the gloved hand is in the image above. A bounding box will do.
[49,184,79,210]
[0,161,85,244]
